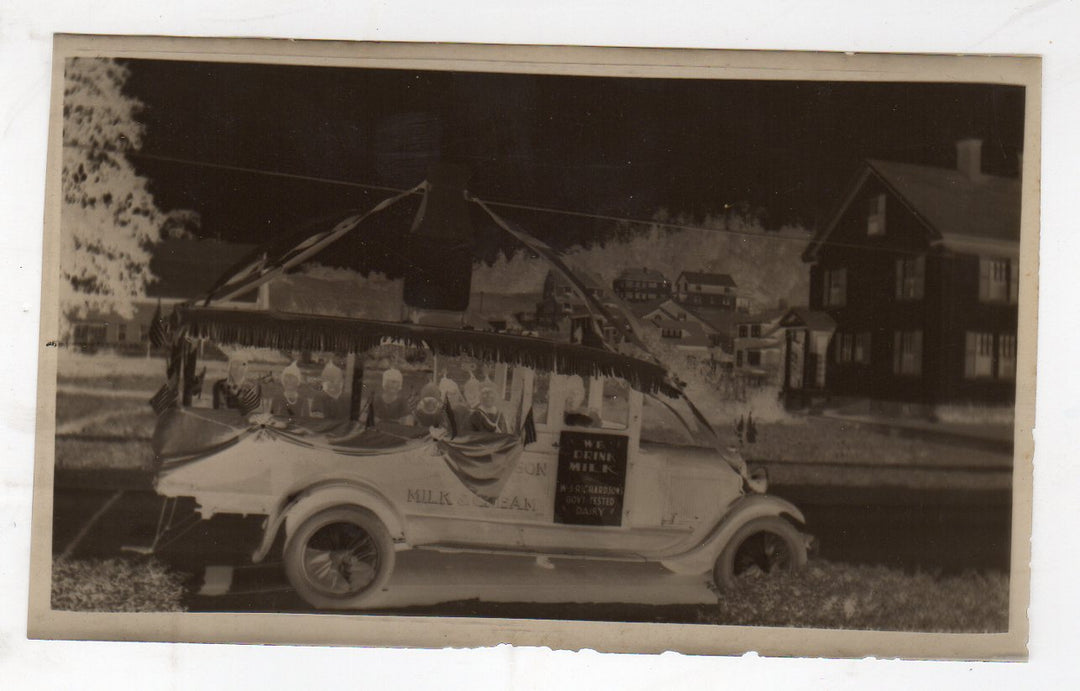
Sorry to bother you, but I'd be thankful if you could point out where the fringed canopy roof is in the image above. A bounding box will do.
[179,306,679,396]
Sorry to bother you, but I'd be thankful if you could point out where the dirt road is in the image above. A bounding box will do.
[51,481,1010,617]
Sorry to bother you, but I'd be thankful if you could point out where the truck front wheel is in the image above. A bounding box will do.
[713,516,807,589]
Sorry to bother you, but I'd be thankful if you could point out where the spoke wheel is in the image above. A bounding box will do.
[713,516,807,589]
[284,506,395,609]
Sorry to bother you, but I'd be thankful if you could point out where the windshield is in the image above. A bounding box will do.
[640,394,720,448]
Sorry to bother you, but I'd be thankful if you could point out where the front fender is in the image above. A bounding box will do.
[660,494,806,575]
[251,479,407,563]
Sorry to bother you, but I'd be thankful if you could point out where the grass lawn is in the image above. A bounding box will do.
[703,560,1008,632]
[80,410,159,439]
[55,437,151,470]
[743,417,1009,468]
[51,557,189,612]
[58,373,163,392]
[55,393,146,426]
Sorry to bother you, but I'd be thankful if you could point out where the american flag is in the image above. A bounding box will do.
[149,381,178,415]
[148,300,171,348]
[237,383,262,415]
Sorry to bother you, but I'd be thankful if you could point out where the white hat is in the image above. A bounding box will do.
[321,361,343,381]
[282,361,302,383]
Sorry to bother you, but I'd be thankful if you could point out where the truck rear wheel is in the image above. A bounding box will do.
[284,506,395,609]
[713,516,807,589]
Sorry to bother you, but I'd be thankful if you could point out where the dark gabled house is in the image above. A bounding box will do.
[802,139,1021,408]
[612,267,671,303]
[674,271,737,310]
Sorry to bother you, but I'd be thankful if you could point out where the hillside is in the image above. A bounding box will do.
[472,213,812,312]
[270,213,812,321]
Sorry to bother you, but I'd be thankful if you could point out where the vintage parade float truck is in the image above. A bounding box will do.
[145,167,810,609]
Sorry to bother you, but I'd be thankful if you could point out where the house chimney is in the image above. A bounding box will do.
[956,138,983,180]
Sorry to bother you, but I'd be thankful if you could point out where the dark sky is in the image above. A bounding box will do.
[122,59,1026,247]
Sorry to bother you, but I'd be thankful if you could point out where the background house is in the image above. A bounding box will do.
[733,309,786,385]
[653,318,711,356]
[535,269,611,345]
[802,138,1020,410]
[674,271,737,310]
[68,239,257,351]
[612,267,671,303]
[633,298,737,350]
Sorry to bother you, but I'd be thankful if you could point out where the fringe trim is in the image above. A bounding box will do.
[180,306,678,395]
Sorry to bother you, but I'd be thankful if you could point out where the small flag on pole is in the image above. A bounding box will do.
[149,381,179,415]
[443,394,458,439]
[190,366,207,400]
[149,300,171,348]
[521,406,537,446]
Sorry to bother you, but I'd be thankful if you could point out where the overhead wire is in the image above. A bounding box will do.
[64,141,907,255]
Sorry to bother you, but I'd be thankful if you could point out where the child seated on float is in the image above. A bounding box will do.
[372,367,413,425]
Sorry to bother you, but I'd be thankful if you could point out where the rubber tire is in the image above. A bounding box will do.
[713,516,807,590]
[284,505,395,610]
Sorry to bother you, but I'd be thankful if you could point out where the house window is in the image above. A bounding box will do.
[750,324,762,338]
[854,332,871,364]
[867,194,886,236]
[116,323,127,343]
[892,330,923,376]
[823,268,847,307]
[964,332,995,379]
[747,350,761,367]
[998,334,1016,380]
[738,325,749,338]
[72,323,107,346]
[836,333,868,364]
[1009,258,1019,304]
[978,257,1010,303]
[836,333,854,363]
[895,255,925,300]
[139,324,149,343]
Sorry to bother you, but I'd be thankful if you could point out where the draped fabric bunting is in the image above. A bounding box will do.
[178,306,678,396]
[154,408,427,470]
[152,407,524,503]
[436,432,524,504]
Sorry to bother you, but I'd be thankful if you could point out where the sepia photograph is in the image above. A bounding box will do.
[27,36,1037,658]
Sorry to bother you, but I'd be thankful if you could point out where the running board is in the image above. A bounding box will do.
[416,543,650,563]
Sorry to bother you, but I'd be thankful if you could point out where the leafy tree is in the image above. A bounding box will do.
[60,57,161,333]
